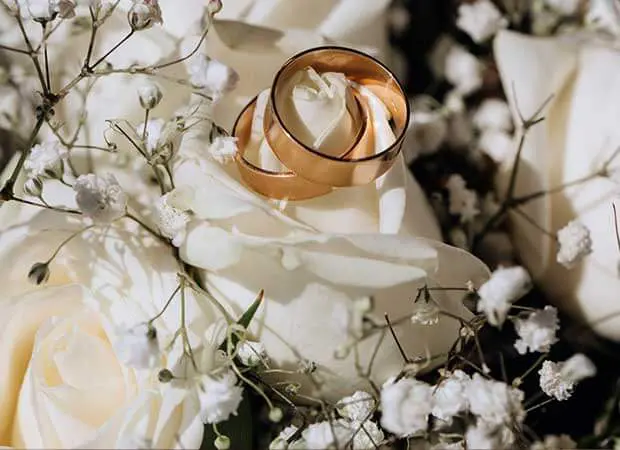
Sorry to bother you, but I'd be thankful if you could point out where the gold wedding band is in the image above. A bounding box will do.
[266,46,410,187]
[232,96,332,201]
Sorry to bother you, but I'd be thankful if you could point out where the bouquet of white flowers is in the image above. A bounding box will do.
[0,0,619,449]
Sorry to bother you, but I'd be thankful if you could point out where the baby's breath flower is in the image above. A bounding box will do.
[24,141,67,179]
[237,340,267,367]
[513,306,560,354]
[538,354,596,401]
[466,421,515,450]
[189,55,239,99]
[208,136,238,164]
[411,300,440,325]
[431,370,470,421]
[477,266,532,327]
[444,45,483,95]
[197,370,244,424]
[478,129,514,163]
[531,434,577,450]
[28,261,50,285]
[456,0,508,43]
[446,174,480,223]
[337,391,375,421]
[137,119,165,153]
[17,0,76,20]
[74,173,127,223]
[154,193,190,246]
[466,374,525,426]
[128,0,163,30]
[380,377,433,437]
[473,99,513,132]
[23,177,43,197]
[302,420,352,449]
[556,221,593,268]
[114,323,160,369]
[137,82,163,110]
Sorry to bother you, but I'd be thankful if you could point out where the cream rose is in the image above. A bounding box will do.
[494,30,620,339]
[0,202,215,448]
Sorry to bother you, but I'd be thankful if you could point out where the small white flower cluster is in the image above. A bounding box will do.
[539,354,596,401]
[154,188,193,246]
[473,98,515,163]
[513,306,559,354]
[23,140,68,197]
[274,391,384,449]
[189,55,240,100]
[444,45,483,96]
[380,371,525,449]
[446,174,480,223]
[208,136,238,165]
[128,0,163,31]
[74,173,128,223]
[456,0,508,43]
[477,266,532,327]
[556,220,593,268]
[16,0,77,20]
[198,371,245,424]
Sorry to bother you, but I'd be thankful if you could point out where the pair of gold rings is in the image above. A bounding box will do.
[232,46,410,201]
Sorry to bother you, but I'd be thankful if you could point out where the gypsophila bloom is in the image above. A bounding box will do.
[74,173,127,222]
[477,266,532,327]
[198,370,244,424]
[128,0,163,30]
[586,0,620,36]
[538,360,573,401]
[473,99,512,132]
[155,193,190,246]
[444,45,483,95]
[17,0,76,20]
[189,55,239,99]
[237,340,267,367]
[478,129,514,163]
[446,174,480,223]
[456,0,508,43]
[431,370,471,421]
[531,434,577,450]
[270,426,302,450]
[114,323,160,370]
[137,82,163,110]
[539,355,595,401]
[411,300,440,325]
[407,98,448,160]
[544,0,580,15]
[208,136,238,164]
[349,420,385,449]
[514,306,559,354]
[24,141,68,179]
[467,374,525,426]
[466,421,514,450]
[556,221,593,268]
[380,377,433,437]
[303,420,352,449]
[337,391,375,421]
[207,0,222,15]
[23,177,43,197]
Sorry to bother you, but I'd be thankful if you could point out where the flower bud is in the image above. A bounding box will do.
[158,368,174,383]
[23,177,43,197]
[128,0,163,31]
[207,0,222,15]
[269,407,283,423]
[214,435,230,450]
[28,262,50,285]
[138,82,163,110]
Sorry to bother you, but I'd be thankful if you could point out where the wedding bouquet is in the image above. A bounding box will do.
[0,0,619,449]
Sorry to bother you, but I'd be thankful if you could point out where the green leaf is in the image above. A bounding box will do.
[200,393,254,450]
[237,289,264,329]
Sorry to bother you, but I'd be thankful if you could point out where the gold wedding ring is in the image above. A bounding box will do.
[233,96,332,201]
[267,46,410,187]
[233,46,410,199]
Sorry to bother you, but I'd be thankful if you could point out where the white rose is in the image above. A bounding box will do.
[172,96,489,400]
[0,202,216,448]
[494,30,620,340]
